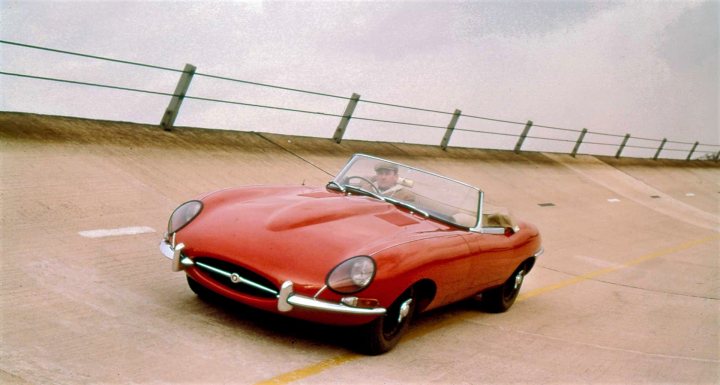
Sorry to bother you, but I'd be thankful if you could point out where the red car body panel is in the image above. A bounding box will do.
[174,185,541,326]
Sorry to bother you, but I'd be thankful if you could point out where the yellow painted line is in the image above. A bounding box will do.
[254,354,361,385]
[253,234,720,385]
[517,234,720,301]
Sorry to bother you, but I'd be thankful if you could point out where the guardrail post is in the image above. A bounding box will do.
[615,134,631,158]
[685,141,699,161]
[571,128,588,157]
[513,120,533,154]
[333,93,361,143]
[440,109,462,150]
[653,138,667,160]
[160,63,196,131]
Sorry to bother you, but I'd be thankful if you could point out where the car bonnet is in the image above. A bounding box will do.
[175,186,449,285]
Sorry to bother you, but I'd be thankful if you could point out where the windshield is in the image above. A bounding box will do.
[331,154,482,229]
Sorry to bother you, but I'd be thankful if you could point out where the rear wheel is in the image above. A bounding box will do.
[358,287,416,355]
[482,264,526,313]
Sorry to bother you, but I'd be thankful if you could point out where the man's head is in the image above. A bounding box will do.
[374,162,399,191]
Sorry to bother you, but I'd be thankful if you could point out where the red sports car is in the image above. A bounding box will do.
[160,154,543,354]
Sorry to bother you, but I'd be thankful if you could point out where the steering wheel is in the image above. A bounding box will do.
[344,176,380,194]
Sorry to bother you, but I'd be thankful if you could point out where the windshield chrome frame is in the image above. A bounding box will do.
[334,153,489,231]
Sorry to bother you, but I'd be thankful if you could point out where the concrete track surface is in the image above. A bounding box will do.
[1,112,718,384]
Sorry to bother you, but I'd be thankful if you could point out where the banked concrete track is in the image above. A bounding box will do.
[1,112,718,384]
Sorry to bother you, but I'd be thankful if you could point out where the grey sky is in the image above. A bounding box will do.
[1,1,718,158]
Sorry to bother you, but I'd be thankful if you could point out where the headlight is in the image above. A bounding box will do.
[326,256,376,294]
[168,200,203,234]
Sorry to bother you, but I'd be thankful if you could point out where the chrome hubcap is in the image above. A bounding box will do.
[397,298,413,323]
[514,270,525,290]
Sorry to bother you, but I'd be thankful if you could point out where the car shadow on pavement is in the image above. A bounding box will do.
[185,290,359,351]
[184,289,492,354]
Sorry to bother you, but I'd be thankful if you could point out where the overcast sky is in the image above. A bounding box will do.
[1,1,718,158]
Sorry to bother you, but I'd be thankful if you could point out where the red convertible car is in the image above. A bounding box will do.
[160,154,542,354]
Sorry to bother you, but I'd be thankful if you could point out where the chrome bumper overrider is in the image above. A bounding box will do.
[159,239,386,316]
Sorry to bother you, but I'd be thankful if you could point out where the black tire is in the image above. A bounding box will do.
[357,287,416,355]
[482,264,526,313]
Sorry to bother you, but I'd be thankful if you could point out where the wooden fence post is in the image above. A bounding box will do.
[440,109,462,150]
[160,63,196,131]
[333,93,361,143]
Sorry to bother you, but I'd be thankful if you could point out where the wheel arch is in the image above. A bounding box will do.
[411,278,437,313]
[522,256,536,274]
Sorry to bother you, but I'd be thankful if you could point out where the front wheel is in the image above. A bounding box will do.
[357,287,416,355]
[482,265,526,313]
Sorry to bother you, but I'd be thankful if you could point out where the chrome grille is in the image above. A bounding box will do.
[194,257,279,298]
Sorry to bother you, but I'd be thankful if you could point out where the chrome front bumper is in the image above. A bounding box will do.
[159,239,386,316]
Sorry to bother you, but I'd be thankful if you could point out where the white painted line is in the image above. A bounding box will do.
[607,198,621,203]
[573,254,626,270]
[79,226,156,238]
[685,193,696,197]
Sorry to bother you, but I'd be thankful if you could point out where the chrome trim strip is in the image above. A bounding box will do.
[313,285,328,299]
[337,154,483,230]
[287,295,386,315]
[161,240,385,316]
[473,190,484,232]
[160,240,194,271]
[160,240,174,259]
[534,247,544,257]
[172,243,188,272]
[194,261,279,296]
[478,227,506,235]
[160,240,277,295]
[277,281,294,312]
[344,154,482,191]
[278,280,386,316]
[195,260,232,278]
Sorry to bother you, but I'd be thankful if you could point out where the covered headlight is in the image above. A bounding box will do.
[326,256,376,294]
[168,200,203,234]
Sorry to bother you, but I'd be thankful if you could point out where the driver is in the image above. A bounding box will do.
[373,162,415,202]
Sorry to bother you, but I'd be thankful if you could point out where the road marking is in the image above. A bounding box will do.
[254,354,361,385]
[483,324,720,363]
[517,235,719,301]
[607,198,621,203]
[253,234,720,385]
[571,254,626,269]
[78,226,156,238]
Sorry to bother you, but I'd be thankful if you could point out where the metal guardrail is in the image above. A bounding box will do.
[1,40,718,161]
